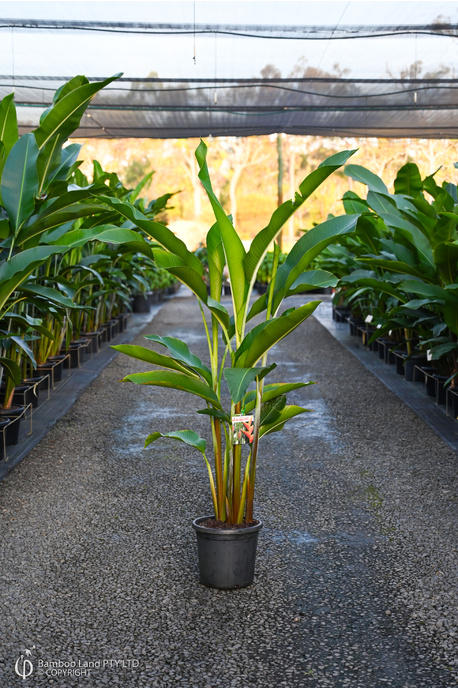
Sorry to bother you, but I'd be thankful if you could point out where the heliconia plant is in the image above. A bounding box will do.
[113,141,360,525]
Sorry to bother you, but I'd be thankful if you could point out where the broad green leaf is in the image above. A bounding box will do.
[1,133,39,231]
[0,356,22,386]
[286,269,338,296]
[0,245,68,311]
[382,213,435,268]
[143,335,212,385]
[112,343,199,377]
[260,405,309,437]
[166,265,208,303]
[206,222,225,301]
[36,135,62,195]
[195,140,247,332]
[18,283,75,308]
[244,381,314,410]
[244,149,357,284]
[48,143,82,184]
[144,429,206,453]
[122,370,222,408]
[34,74,122,150]
[260,395,287,425]
[272,214,359,313]
[223,363,277,404]
[342,191,368,214]
[237,302,320,369]
[96,196,203,275]
[0,93,18,153]
[10,334,36,368]
[196,408,231,424]
[130,171,154,202]
[394,162,423,198]
[345,164,388,194]
[367,191,398,216]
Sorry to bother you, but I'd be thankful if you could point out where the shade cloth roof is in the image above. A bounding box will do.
[1,1,458,139]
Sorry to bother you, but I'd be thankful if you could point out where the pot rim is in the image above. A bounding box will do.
[192,515,263,536]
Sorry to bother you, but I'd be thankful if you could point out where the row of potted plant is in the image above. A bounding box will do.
[315,160,458,418]
[0,74,176,452]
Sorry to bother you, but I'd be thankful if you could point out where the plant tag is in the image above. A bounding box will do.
[365,314,373,323]
[231,415,254,444]
[427,349,432,361]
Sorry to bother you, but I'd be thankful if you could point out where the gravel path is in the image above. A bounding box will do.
[0,292,456,688]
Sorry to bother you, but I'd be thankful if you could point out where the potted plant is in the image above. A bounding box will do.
[112,141,359,589]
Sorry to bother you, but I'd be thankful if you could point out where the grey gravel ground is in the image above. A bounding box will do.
[0,292,456,688]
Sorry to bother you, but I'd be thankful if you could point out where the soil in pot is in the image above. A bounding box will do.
[192,516,263,590]
[0,405,26,446]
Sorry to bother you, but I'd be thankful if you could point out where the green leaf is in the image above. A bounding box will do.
[144,429,206,453]
[223,363,277,404]
[122,370,222,408]
[236,302,320,368]
[143,335,212,385]
[1,133,39,231]
[344,164,388,194]
[96,196,203,275]
[195,140,247,332]
[34,74,122,150]
[286,269,338,296]
[0,93,18,153]
[381,213,435,268]
[196,408,231,424]
[245,149,357,285]
[18,283,75,308]
[272,214,359,313]
[260,395,287,425]
[260,405,309,437]
[342,191,368,214]
[112,343,199,377]
[206,222,225,301]
[394,162,423,197]
[0,356,22,386]
[244,381,314,411]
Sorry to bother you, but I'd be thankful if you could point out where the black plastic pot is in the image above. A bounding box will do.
[132,294,151,313]
[433,374,449,406]
[0,418,9,459]
[446,387,458,419]
[0,405,26,445]
[404,356,427,382]
[13,379,41,408]
[192,516,263,589]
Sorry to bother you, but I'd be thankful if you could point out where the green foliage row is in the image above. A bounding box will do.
[317,161,458,385]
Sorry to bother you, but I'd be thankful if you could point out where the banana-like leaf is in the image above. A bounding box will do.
[0,245,68,311]
[166,265,208,303]
[2,312,54,340]
[259,405,309,437]
[271,214,359,313]
[286,269,338,296]
[96,196,203,275]
[0,93,18,157]
[345,164,388,194]
[206,221,225,301]
[195,140,247,330]
[112,343,199,377]
[10,334,37,368]
[342,191,368,214]
[236,302,320,368]
[394,162,423,198]
[0,356,22,386]
[144,429,206,453]
[366,191,398,216]
[381,213,435,268]
[122,370,221,408]
[197,408,232,424]
[223,363,277,404]
[143,335,212,385]
[1,133,39,232]
[18,283,76,308]
[36,135,62,196]
[244,381,315,411]
[245,149,357,285]
[34,74,122,150]
[260,395,287,425]
[129,171,154,203]
[49,143,82,185]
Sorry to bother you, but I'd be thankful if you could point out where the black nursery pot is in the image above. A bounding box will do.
[0,418,9,459]
[192,516,263,590]
[0,406,26,446]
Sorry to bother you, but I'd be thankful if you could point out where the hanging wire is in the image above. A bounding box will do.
[316,2,350,73]
[193,0,196,65]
